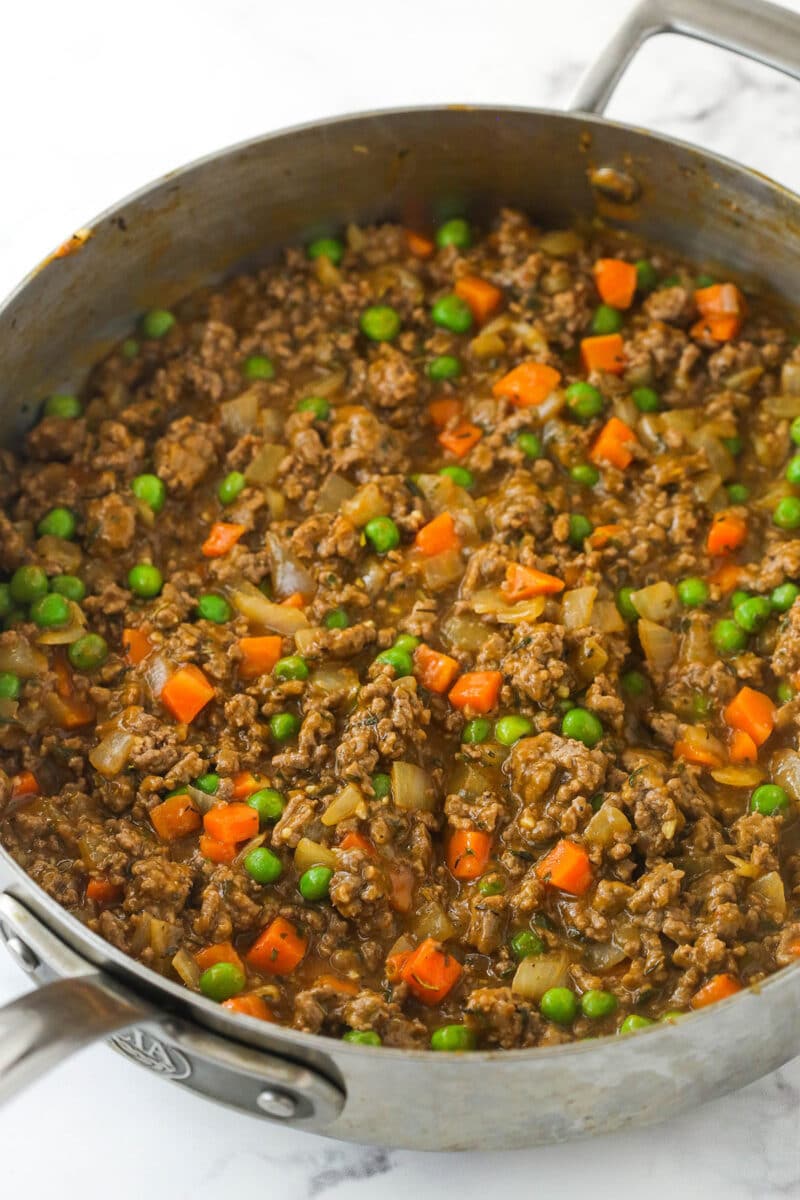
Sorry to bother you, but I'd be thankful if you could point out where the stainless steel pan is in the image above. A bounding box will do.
[2,0,800,1151]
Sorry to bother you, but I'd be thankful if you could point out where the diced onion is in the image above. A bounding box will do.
[172,948,201,990]
[233,832,267,868]
[142,652,172,700]
[750,870,786,921]
[537,229,583,256]
[421,548,464,592]
[89,730,135,777]
[682,617,715,665]
[582,941,627,970]
[186,784,220,814]
[725,854,760,879]
[410,900,456,942]
[294,838,337,872]
[315,255,341,288]
[711,765,765,787]
[584,804,632,848]
[687,429,735,480]
[592,600,625,634]
[769,749,800,802]
[0,697,18,722]
[724,365,763,392]
[415,474,477,518]
[230,581,309,635]
[561,586,597,630]
[573,635,608,684]
[470,588,545,624]
[391,762,437,812]
[36,600,86,644]
[221,388,259,435]
[765,392,800,418]
[317,472,356,513]
[260,408,283,438]
[692,471,724,504]
[638,619,678,671]
[294,627,321,655]
[781,362,800,396]
[0,636,47,677]
[308,666,360,701]
[441,611,488,653]
[447,761,500,800]
[149,917,179,960]
[470,330,505,359]
[245,443,285,486]
[630,581,677,622]
[266,533,314,599]
[341,482,390,528]
[513,320,550,356]
[680,724,726,764]
[322,783,367,826]
[35,534,82,574]
[512,950,570,1001]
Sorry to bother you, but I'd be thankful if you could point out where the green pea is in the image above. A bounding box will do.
[622,670,647,696]
[50,575,86,602]
[270,712,300,741]
[591,304,623,335]
[568,513,593,547]
[140,309,176,340]
[478,876,505,896]
[199,962,245,1003]
[695,273,716,288]
[619,1014,654,1034]
[0,672,21,700]
[360,305,402,342]
[194,773,220,795]
[540,987,577,1025]
[30,593,70,629]
[393,633,420,653]
[43,393,82,419]
[516,431,542,459]
[299,865,333,902]
[431,294,473,334]
[308,236,344,265]
[325,607,349,629]
[196,594,232,624]
[722,436,743,457]
[244,846,283,884]
[581,989,618,1019]
[635,260,659,292]
[590,792,605,812]
[692,693,712,718]
[0,584,11,619]
[375,647,413,677]
[777,681,795,703]
[786,456,800,486]
[37,507,76,540]
[659,275,681,289]
[495,715,533,745]
[297,395,330,420]
[631,386,660,413]
[733,595,772,633]
[132,473,167,513]
[616,586,638,622]
[661,1010,685,1023]
[121,339,140,359]
[241,354,275,381]
[68,633,108,672]
[462,717,491,744]
[772,582,800,612]
[247,788,285,824]
[218,471,246,505]
[364,516,400,555]
[677,577,710,608]
[712,618,748,655]
[561,706,603,748]
[274,655,309,682]
[439,465,474,488]
[436,218,471,250]
[427,355,461,381]
[569,463,600,487]
[730,590,750,611]
[510,930,545,960]
[791,416,800,446]
[750,784,789,815]
[342,1029,381,1046]
[431,1024,475,1052]
[726,483,749,504]
[565,381,604,423]
[10,565,48,605]
[372,773,391,799]
[128,563,163,598]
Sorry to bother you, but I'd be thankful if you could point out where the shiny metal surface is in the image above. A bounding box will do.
[1,0,800,1150]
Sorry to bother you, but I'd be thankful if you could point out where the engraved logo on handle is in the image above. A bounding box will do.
[110,1029,192,1080]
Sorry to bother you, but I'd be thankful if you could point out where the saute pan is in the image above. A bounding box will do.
[2,0,800,1151]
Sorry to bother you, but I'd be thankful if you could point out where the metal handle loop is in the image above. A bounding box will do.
[571,0,800,115]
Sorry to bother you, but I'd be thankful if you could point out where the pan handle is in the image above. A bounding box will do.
[570,0,800,114]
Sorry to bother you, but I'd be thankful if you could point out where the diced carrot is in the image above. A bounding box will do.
[222,994,274,1021]
[237,635,282,680]
[729,729,758,764]
[446,829,493,880]
[161,664,215,723]
[706,511,747,556]
[150,793,201,841]
[414,644,460,694]
[415,512,461,557]
[448,670,503,714]
[386,950,412,984]
[203,802,260,844]
[695,282,746,319]
[232,771,267,799]
[86,878,123,905]
[673,736,724,769]
[580,333,625,375]
[454,274,503,324]
[708,561,743,592]
[438,422,483,457]
[281,592,305,609]
[724,686,776,748]
[589,523,625,549]
[122,627,153,666]
[199,833,238,863]
[535,839,592,895]
[691,315,742,342]
[593,258,637,309]
[691,972,742,1009]
[429,396,462,428]
[400,937,462,1006]
[247,916,308,976]
[406,230,435,258]
[785,938,800,958]
[492,361,561,407]
[502,562,564,602]
[317,973,360,996]
[196,942,245,974]
[339,831,377,856]
[387,862,415,914]
[202,521,246,558]
[11,771,39,800]
[53,693,96,730]
[589,416,637,470]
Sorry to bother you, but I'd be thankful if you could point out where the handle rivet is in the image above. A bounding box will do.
[256,1089,297,1119]
[5,936,39,973]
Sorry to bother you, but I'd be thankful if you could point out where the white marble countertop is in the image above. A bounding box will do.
[3,0,800,1193]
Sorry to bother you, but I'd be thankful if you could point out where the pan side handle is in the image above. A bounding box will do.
[570,0,800,115]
